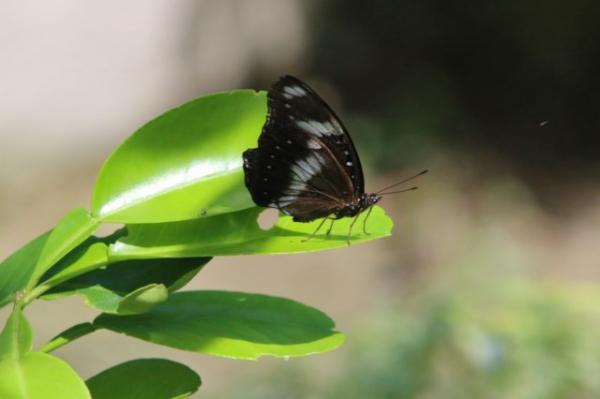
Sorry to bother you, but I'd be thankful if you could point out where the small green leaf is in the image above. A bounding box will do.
[38,323,96,354]
[92,90,267,223]
[29,208,100,289]
[95,291,345,360]
[86,358,200,399]
[109,206,392,259]
[117,284,169,315]
[0,352,90,399]
[0,308,32,360]
[43,258,210,314]
[0,232,50,308]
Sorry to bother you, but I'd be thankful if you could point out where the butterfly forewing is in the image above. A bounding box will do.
[269,76,365,195]
[243,75,366,222]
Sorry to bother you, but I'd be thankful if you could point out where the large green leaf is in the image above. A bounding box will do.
[0,352,90,399]
[109,206,392,259]
[0,232,51,308]
[43,258,210,314]
[29,208,100,289]
[0,308,90,398]
[0,308,32,359]
[95,291,345,360]
[86,358,200,399]
[92,90,267,223]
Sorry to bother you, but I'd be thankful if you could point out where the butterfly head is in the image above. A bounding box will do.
[342,193,381,216]
[362,193,382,208]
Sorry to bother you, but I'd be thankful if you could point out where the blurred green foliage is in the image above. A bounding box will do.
[210,174,600,398]
[216,279,600,399]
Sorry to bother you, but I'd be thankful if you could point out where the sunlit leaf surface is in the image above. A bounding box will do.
[95,291,345,360]
[0,309,90,398]
[0,308,32,359]
[0,353,90,399]
[92,90,267,223]
[109,206,392,259]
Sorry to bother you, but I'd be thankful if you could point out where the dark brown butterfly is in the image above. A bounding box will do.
[243,75,423,242]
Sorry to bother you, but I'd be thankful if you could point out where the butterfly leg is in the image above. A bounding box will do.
[302,217,328,243]
[326,218,335,236]
[346,214,361,245]
[362,206,374,235]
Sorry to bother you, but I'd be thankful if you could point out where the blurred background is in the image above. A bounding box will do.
[2,1,600,397]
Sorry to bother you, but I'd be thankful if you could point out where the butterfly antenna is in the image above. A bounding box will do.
[379,186,418,195]
[375,170,428,194]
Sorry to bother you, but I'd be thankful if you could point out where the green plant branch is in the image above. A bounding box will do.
[21,286,50,307]
[38,322,96,354]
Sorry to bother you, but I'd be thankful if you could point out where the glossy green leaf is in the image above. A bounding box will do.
[0,308,32,359]
[0,309,89,398]
[86,358,200,399]
[29,208,100,289]
[92,90,267,223]
[109,206,392,259]
[43,258,210,314]
[94,291,345,360]
[0,352,90,399]
[0,231,50,308]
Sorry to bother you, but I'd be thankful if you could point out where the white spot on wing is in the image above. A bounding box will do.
[288,181,306,191]
[306,153,321,171]
[283,85,307,97]
[290,152,324,185]
[297,159,314,174]
[307,138,322,149]
[291,164,312,181]
[276,195,299,207]
[296,120,340,137]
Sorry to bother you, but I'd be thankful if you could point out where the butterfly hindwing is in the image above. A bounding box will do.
[243,75,366,222]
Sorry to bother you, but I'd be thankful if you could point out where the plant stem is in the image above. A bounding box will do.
[21,286,49,307]
[38,322,96,353]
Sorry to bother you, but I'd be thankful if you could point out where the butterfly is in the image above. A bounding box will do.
[243,75,424,243]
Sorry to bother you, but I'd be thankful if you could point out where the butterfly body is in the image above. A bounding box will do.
[243,75,379,235]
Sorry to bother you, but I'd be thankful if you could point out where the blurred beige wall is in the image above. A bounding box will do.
[0,3,309,395]
[0,0,305,250]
